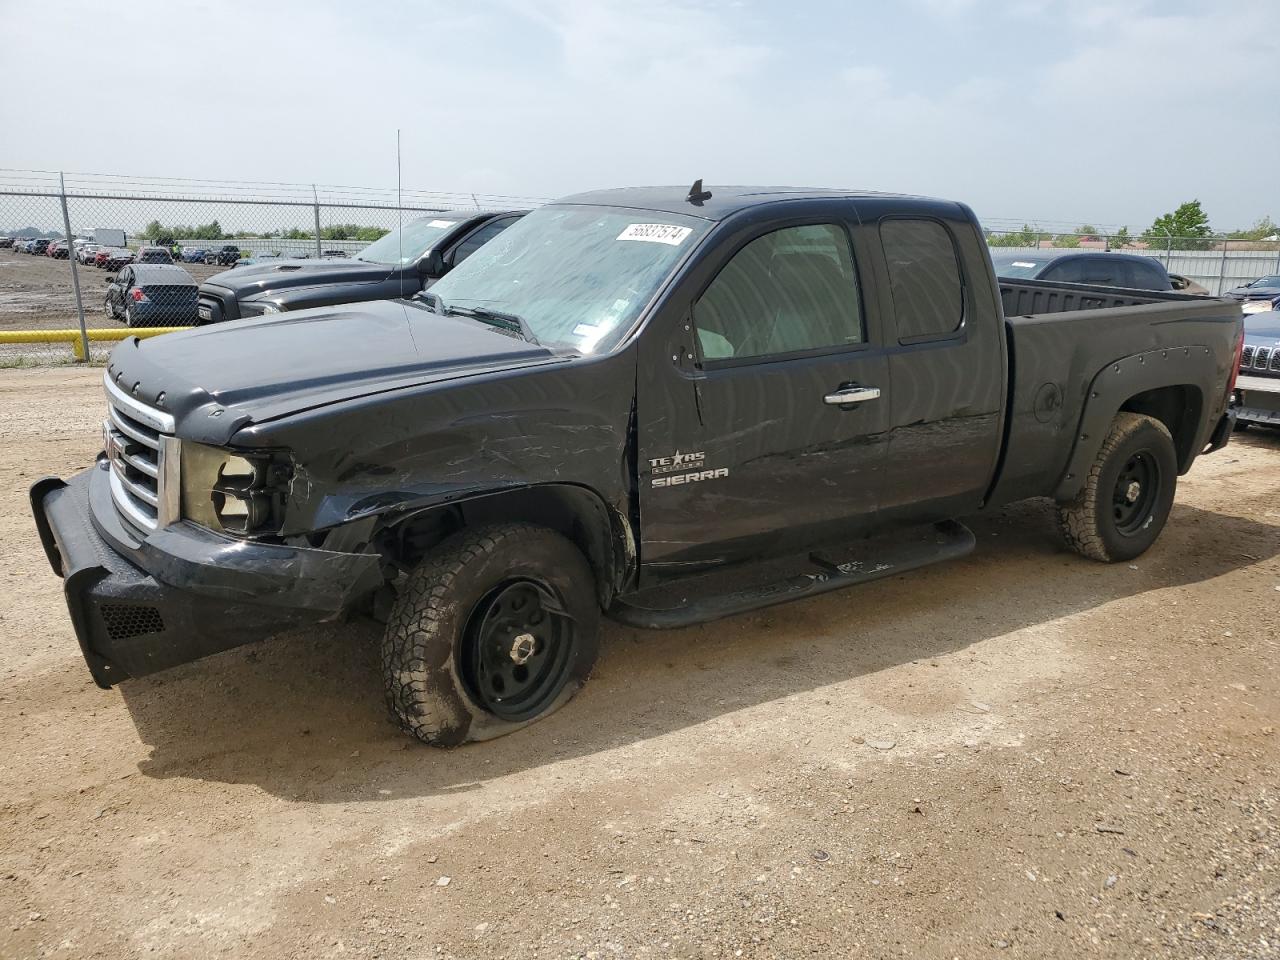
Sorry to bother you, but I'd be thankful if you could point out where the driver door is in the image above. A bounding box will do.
[637,215,892,571]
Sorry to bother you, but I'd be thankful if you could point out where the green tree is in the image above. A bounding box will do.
[1054,233,1081,248]
[1110,226,1131,249]
[1227,216,1279,241]
[988,223,1041,247]
[1142,200,1213,250]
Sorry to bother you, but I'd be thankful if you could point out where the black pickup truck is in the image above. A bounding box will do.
[196,211,523,323]
[31,185,1243,747]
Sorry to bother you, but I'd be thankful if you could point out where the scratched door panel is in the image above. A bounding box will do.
[637,349,891,569]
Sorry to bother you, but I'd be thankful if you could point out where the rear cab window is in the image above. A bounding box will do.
[879,219,965,342]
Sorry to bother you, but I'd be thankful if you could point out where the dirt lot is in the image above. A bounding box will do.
[0,252,227,332]
[1,367,1277,960]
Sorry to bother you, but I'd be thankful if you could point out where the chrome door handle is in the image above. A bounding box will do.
[823,385,881,406]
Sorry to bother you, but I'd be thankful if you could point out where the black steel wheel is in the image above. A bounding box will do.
[382,523,601,747]
[1058,412,1178,562]
[460,579,577,722]
[1111,451,1160,536]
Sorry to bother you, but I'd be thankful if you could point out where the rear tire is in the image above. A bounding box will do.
[381,523,600,747]
[1057,412,1177,562]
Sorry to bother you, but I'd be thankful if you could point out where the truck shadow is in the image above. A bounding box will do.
[119,497,1280,801]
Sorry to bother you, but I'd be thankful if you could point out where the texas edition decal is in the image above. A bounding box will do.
[649,450,729,488]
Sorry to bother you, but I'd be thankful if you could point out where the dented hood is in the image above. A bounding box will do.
[105,299,559,444]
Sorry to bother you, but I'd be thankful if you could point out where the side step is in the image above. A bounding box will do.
[609,520,976,630]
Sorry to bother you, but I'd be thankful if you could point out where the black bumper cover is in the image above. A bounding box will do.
[30,463,381,688]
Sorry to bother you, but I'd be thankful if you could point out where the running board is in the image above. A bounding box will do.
[610,520,975,630]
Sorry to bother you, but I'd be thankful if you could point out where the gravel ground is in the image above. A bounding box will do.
[0,367,1277,960]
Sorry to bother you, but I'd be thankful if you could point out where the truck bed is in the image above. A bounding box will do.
[987,279,1241,508]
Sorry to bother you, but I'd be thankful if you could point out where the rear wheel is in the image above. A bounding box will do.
[1057,412,1178,562]
[124,306,137,328]
[381,523,600,747]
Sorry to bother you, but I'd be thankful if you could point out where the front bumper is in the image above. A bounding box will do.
[30,461,382,688]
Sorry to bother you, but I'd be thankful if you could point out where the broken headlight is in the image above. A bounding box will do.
[180,442,293,537]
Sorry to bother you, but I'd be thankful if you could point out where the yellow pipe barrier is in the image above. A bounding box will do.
[0,327,186,362]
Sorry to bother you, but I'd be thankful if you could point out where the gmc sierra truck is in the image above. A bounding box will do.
[31,184,1243,747]
[196,211,523,323]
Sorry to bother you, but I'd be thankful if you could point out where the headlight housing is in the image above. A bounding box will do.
[180,442,293,536]
[239,299,282,316]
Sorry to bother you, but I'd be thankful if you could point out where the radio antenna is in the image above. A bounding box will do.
[397,128,404,300]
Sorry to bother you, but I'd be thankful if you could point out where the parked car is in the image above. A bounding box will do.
[31,184,1243,747]
[30,239,50,255]
[102,263,198,327]
[1232,309,1280,429]
[77,243,100,265]
[197,212,522,322]
[1223,274,1280,314]
[135,246,174,265]
[990,251,1173,290]
[205,245,242,266]
[181,248,209,263]
[101,248,135,271]
[0,237,13,249]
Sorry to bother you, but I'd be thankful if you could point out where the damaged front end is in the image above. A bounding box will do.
[30,460,382,688]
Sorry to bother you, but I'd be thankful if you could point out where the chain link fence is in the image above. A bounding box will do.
[3,172,1278,367]
[0,171,547,366]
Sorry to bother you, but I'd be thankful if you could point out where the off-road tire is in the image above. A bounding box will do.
[381,522,600,747]
[1057,412,1177,563]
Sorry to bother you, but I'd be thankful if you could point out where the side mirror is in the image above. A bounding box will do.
[418,251,446,279]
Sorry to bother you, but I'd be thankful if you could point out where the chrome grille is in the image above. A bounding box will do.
[1254,346,1272,371]
[1242,345,1254,367]
[1270,350,1280,373]
[103,373,179,532]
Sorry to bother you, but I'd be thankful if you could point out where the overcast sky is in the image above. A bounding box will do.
[1,0,1276,231]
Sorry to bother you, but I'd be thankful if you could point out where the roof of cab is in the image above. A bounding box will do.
[554,185,926,222]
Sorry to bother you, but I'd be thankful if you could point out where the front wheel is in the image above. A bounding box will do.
[381,523,600,747]
[1057,412,1178,562]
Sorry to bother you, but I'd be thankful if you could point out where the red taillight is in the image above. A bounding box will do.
[131,288,145,302]
[1225,326,1245,401]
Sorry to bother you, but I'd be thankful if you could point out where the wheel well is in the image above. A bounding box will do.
[1119,384,1202,472]
[378,484,634,609]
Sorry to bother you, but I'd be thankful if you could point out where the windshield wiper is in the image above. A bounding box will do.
[441,303,541,345]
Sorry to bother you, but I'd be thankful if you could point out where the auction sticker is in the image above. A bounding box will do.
[617,223,693,245]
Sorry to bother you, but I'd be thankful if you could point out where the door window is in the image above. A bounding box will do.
[694,224,863,362]
[880,219,965,341]
[449,217,518,267]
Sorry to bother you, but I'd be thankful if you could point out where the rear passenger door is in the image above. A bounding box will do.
[856,204,1006,521]
[638,209,892,569]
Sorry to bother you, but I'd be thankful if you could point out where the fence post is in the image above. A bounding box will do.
[58,172,90,363]
[1273,241,1279,276]
[1163,229,1172,267]
[312,184,323,259]
[1217,236,1229,296]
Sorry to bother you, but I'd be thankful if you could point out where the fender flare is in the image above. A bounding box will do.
[1053,345,1217,501]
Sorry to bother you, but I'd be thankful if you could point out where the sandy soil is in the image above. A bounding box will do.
[1,367,1277,960]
